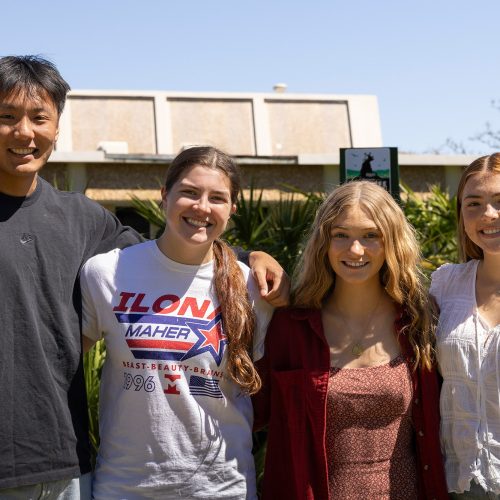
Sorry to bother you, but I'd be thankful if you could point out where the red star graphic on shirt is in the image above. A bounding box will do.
[198,322,227,353]
[182,314,228,365]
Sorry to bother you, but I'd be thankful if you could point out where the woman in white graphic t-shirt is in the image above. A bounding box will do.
[430,153,500,498]
[81,146,274,499]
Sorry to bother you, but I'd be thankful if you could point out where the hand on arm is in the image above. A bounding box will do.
[248,251,290,307]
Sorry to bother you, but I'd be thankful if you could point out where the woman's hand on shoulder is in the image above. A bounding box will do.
[248,251,290,307]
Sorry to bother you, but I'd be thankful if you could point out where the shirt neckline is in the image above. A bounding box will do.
[330,353,405,372]
[0,176,43,209]
[473,260,500,330]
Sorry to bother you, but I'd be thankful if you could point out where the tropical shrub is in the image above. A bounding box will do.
[128,196,165,238]
[225,187,323,275]
[84,340,106,467]
[401,183,458,271]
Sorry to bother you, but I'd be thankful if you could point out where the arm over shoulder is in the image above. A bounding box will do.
[93,205,144,256]
[243,266,275,363]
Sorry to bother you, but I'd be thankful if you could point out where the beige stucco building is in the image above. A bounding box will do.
[41,88,473,234]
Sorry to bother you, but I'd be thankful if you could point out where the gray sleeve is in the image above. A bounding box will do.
[92,205,144,257]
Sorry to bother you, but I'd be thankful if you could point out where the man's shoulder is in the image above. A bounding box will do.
[40,178,103,213]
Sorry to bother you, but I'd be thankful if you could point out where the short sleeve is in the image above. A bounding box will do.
[429,263,453,308]
[80,258,104,342]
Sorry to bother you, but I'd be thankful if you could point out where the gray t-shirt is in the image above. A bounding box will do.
[0,178,141,489]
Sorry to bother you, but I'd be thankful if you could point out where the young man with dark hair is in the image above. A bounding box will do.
[0,55,287,499]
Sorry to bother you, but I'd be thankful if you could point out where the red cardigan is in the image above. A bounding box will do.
[253,307,448,500]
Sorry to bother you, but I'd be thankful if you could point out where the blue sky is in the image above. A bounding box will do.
[4,0,500,154]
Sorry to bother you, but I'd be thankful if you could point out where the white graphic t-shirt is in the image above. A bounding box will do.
[81,240,274,499]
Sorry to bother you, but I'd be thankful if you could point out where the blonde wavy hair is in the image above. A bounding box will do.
[292,181,434,370]
[457,153,500,262]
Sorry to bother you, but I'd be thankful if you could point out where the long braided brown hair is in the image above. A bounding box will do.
[164,146,260,393]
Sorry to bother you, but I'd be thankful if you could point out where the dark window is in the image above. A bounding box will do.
[115,207,150,238]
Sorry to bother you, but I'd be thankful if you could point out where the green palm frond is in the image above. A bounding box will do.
[265,191,320,275]
[401,182,458,272]
[224,183,270,249]
[130,196,165,235]
[84,340,106,467]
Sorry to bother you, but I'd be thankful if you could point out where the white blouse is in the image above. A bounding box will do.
[430,260,500,494]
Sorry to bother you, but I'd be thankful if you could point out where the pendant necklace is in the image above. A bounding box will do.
[336,293,384,358]
[351,342,365,358]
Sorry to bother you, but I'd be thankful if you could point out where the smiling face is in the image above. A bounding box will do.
[327,205,386,287]
[461,171,500,258]
[0,89,59,196]
[160,164,236,264]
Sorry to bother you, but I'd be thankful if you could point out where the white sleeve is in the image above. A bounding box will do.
[80,258,104,342]
[429,263,455,308]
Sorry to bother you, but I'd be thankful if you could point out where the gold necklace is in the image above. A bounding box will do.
[334,293,384,358]
[351,342,365,358]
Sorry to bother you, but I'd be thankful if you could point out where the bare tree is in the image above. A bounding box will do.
[470,99,500,149]
[431,100,500,154]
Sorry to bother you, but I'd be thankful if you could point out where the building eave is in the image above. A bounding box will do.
[48,150,476,167]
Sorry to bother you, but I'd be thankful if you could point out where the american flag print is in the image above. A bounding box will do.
[189,375,223,399]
